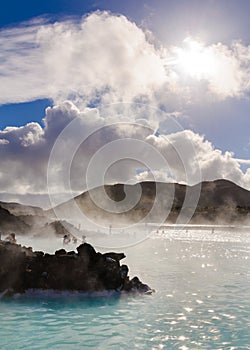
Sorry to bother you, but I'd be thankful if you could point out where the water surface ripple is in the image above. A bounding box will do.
[1,230,250,349]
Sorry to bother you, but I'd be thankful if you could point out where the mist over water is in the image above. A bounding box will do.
[1,229,249,349]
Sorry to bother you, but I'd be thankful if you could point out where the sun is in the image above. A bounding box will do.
[174,38,218,79]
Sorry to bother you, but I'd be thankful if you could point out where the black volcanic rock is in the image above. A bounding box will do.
[0,241,153,295]
[103,252,126,262]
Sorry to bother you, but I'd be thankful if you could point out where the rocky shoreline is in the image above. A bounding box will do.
[0,241,153,296]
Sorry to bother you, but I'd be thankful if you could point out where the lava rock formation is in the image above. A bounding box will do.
[0,241,153,296]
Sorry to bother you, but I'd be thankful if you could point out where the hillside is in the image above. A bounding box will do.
[1,180,250,233]
[0,201,45,217]
[0,205,31,234]
[48,179,250,225]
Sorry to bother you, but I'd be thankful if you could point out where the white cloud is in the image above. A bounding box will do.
[163,38,250,100]
[0,101,250,208]
[134,129,250,191]
[0,138,9,145]
[235,158,250,165]
[0,12,166,106]
[0,12,250,108]
[1,123,44,147]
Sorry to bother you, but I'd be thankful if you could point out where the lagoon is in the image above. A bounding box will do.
[1,230,249,349]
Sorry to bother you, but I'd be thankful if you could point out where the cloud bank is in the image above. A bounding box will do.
[0,101,250,207]
[0,12,250,107]
[0,12,166,106]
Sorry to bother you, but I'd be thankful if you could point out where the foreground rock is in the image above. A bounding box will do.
[0,241,153,296]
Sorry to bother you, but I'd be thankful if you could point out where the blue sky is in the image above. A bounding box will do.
[0,0,250,205]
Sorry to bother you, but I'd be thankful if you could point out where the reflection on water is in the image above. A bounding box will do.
[1,231,250,349]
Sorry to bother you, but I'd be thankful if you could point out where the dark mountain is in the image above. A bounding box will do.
[0,201,49,234]
[0,205,30,234]
[48,179,250,225]
[1,179,250,234]
[0,201,81,238]
[0,201,44,217]
[195,179,250,207]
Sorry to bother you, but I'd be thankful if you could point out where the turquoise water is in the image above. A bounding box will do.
[1,231,250,349]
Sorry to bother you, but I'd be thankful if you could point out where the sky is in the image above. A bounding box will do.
[0,0,250,207]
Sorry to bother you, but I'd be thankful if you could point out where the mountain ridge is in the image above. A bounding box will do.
[48,179,250,225]
[1,179,250,235]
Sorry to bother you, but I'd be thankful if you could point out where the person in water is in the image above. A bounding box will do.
[5,233,17,244]
[72,236,77,244]
[63,234,71,245]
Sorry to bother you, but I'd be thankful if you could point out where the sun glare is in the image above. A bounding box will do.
[175,38,218,79]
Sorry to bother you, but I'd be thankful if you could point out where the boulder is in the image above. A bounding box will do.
[55,249,67,256]
[0,241,154,295]
[103,252,126,262]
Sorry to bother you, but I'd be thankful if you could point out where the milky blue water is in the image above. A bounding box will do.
[1,231,250,349]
